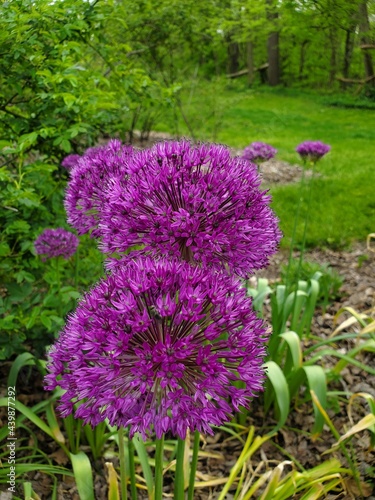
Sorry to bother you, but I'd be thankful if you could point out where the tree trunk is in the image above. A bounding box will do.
[358,1,374,82]
[227,41,240,75]
[328,29,338,86]
[343,29,355,79]
[246,41,254,85]
[298,40,308,81]
[266,0,280,86]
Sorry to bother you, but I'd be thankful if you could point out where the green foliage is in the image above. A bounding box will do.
[0,0,174,153]
[281,258,344,309]
[247,276,375,437]
[171,84,375,248]
[0,0,179,358]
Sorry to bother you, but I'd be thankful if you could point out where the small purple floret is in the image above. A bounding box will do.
[44,256,269,439]
[64,140,134,236]
[242,142,277,163]
[99,140,281,278]
[296,141,331,162]
[61,154,81,171]
[34,228,79,260]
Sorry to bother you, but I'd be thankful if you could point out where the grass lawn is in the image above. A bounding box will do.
[160,80,375,249]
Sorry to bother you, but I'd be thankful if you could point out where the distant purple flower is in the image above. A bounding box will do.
[296,141,331,163]
[35,228,79,260]
[44,256,268,439]
[64,140,134,236]
[242,142,277,163]
[61,154,81,171]
[99,140,281,278]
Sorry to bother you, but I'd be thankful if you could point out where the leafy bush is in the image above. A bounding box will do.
[0,0,178,359]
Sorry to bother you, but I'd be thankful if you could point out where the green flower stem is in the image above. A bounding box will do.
[74,244,80,289]
[187,431,200,500]
[63,414,76,453]
[175,437,186,500]
[290,161,317,335]
[284,164,306,291]
[128,434,137,500]
[118,426,128,500]
[297,161,316,273]
[154,435,165,500]
[75,419,82,454]
[56,256,62,317]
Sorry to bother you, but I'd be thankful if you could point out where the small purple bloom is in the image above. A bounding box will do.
[44,256,268,439]
[242,142,277,163]
[99,140,281,278]
[34,228,79,260]
[296,141,331,163]
[61,154,81,171]
[64,140,134,236]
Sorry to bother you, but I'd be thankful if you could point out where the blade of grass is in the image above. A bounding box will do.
[298,277,320,337]
[45,401,65,445]
[0,464,73,476]
[217,427,271,500]
[105,462,120,500]
[310,390,359,489]
[259,462,291,500]
[330,339,375,376]
[8,352,36,388]
[175,438,186,499]
[132,433,154,499]
[329,414,375,451]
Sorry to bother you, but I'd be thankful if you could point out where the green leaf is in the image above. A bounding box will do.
[19,132,38,150]
[0,242,11,258]
[0,398,55,439]
[40,311,52,330]
[70,452,95,500]
[132,434,154,498]
[303,366,327,436]
[280,331,303,370]
[264,361,290,432]
[0,464,73,477]
[8,352,37,388]
[61,139,72,152]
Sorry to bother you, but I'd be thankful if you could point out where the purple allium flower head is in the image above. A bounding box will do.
[295,141,331,163]
[44,256,268,439]
[34,228,79,260]
[64,140,134,236]
[242,142,277,163]
[99,140,281,278]
[61,154,81,171]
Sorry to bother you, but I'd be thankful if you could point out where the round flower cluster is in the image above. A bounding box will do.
[44,257,268,439]
[64,140,134,236]
[296,141,331,163]
[242,142,277,164]
[46,138,281,438]
[35,228,79,260]
[100,140,281,278]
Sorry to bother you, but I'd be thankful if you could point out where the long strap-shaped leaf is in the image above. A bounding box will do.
[70,451,95,500]
[264,361,290,432]
[303,366,327,437]
[132,433,154,500]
